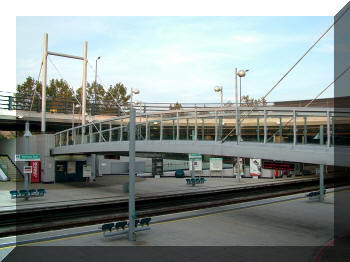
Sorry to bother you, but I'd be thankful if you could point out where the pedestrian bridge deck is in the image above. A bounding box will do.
[52,107,350,166]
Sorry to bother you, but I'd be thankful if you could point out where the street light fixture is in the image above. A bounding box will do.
[237,69,249,106]
[130,88,140,107]
[95,56,101,106]
[214,86,223,108]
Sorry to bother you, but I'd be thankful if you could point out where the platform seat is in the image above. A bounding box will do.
[37,189,46,196]
[101,223,115,232]
[186,179,191,184]
[134,219,140,228]
[115,221,128,230]
[199,177,206,183]
[19,190,28,197]
[140,217,151,227]
[306,187,326,199]
[29,189,37,197]
[9,190,18,199]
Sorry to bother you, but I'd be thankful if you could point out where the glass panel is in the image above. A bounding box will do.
[334,114,350,146]
[162,119,176,140]
[220,110,236,142]
[240,113,264,142]
[111,126,121,141]
[55,134,60,147]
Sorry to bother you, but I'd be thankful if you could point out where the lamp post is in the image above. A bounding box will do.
[94,56,101,107]
[130,88,140,107]
[237,69,249,106]
[214,86,223,108]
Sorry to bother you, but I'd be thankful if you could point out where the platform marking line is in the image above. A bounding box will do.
[0,188,344,249]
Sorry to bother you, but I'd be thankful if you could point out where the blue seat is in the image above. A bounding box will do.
[115,221,128,230]
[29,189,37,196]
[135,219,139,228]
[140,217,151,227]
[101,223,114,232]
[19,190,28,197]
[37,189,46,196]
[186,179,191,184]
[200,177,206,183]
[9,190,18,198]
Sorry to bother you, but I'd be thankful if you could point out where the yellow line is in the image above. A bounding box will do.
[0,189,343,249]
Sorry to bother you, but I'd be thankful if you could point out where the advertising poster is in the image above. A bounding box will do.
[234,158,244,174]
[250,159,262,176]
[30,161,40,183]
[67,161,76,174]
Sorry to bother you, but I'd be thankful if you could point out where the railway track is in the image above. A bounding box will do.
[0,176,347,238]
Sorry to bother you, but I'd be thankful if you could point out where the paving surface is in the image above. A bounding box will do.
[0,187,341,249]
[0,175,319,212]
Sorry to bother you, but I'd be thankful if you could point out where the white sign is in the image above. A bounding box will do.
[83,165,92,178]
[67,162,76,174]
[23,166,32,174]
[188,159,202,171]
[210,158,223,171]
[250,159,262,176]
[189,153,202,159]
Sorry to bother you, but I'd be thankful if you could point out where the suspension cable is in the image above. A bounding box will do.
[29,61,43,111]
[265,64,350,143]
[221,7,350,143]
[87,61,127,115]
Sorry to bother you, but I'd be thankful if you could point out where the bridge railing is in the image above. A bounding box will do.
[54,107,350,148]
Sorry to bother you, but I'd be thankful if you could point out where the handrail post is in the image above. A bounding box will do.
[146,114,149,140]
[215,110,218,142]
[99,122,102,142]
[120,119,123,141]
[327,110,330,147]
[160,114,163,141]
[194,109,197,141]
[264,109,267,144]
[293,109,296,146]
[176,112,179,141]
[109,121,112,142]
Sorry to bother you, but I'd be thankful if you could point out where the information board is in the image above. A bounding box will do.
[188,159,202,171]
[210,158,223,171]
[83,165,92,177]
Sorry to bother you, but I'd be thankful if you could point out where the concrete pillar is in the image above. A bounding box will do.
[319,164,324,202]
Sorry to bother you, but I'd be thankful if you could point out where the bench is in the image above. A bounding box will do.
[9,188,46,199]
[185,177,206,185]
[100,217,152,238]
[306,187,326,200]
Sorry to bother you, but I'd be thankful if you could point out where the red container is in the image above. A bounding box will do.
[30,161,40,183]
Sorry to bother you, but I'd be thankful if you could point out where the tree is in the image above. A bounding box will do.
[16,77,42,110]
[103,83,131,115]
[47,79,74,98]
[169,102,182,110]
[241,95,267,107]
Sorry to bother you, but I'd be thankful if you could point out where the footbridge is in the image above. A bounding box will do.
[52,106,350,167]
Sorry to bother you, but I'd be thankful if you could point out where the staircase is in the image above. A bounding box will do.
[0,155,24,182]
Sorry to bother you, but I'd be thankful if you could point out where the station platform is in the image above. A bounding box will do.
[0,175,320,213]
[1,187,346,262]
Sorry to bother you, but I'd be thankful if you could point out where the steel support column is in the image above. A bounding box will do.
[128,108,136,241]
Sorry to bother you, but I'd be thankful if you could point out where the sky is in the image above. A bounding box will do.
[11,1,349,104]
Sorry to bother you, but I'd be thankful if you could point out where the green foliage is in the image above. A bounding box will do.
[169,102,182,110]
[16,76,41,96]
[47,79,74,98]
[241,95,267,107]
